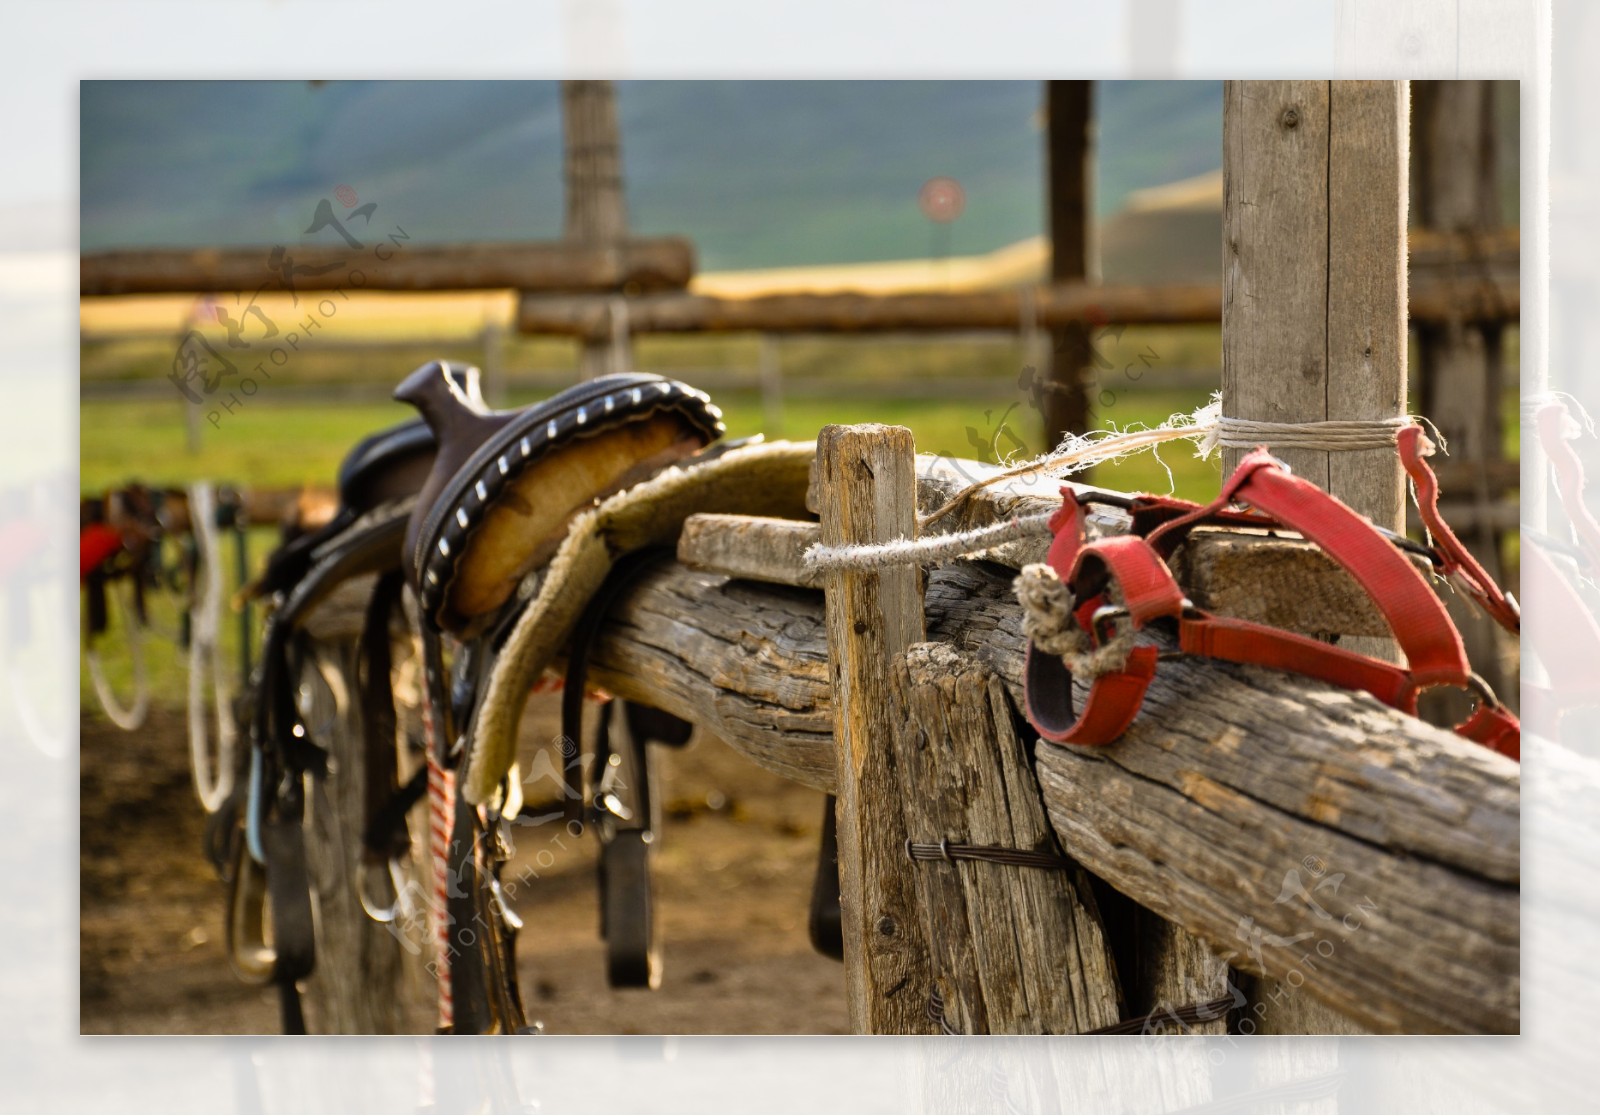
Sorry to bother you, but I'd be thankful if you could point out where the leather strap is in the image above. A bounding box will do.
[1025,434,1520,759]
[359,570,412,862]
[1398,425,1521,634]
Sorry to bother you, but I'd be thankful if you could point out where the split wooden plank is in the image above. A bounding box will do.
[677,513,822,588]
[889,642,1122,1034]
[816,423,934,1034]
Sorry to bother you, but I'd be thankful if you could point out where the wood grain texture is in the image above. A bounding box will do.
[1222,79,1334,486]
[817,424,934,1033]
[1325,80,1408,535]
[890,643,1122,1034]
[677,512,822,588]
[573,557,1518,1033]
[295,634,430,1034]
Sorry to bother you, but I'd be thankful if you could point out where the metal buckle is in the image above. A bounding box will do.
[1415,671,1504,713]
[1090,604,1130,645]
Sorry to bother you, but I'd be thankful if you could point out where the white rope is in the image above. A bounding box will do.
[187,481,237,813]
[803,392,1433,574]
[1196,413,1411,456]
[804,512,1054,574]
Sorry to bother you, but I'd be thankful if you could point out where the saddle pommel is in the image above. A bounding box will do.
[392,360,488,427]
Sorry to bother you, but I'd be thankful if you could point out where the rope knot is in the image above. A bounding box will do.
[1014,564,1134,678]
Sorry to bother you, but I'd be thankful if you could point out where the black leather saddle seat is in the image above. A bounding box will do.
[246,363,484,601]
[394,363,725,636]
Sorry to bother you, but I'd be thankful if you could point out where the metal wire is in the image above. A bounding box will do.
[905,837,1076,871]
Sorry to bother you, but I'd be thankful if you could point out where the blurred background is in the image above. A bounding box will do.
[77,79,1521,1035]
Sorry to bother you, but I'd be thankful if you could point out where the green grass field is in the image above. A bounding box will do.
[80,386,1226,502]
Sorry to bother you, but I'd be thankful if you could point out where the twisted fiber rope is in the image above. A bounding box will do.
[803,511,1054,574]
[1015,562,1135,678]
[1196,413,1412,455]
[802,395,1432,574]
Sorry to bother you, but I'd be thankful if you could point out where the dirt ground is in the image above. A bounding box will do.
[79,696,849,1035]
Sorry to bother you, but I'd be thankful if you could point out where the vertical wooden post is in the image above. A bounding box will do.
[1223,79,1408,1036]
[890,643,1122,1034]
[1223,80,1408,532]
[561,80,633,380]
[818,423,933,1034]
[1044,80,1094,450]
[1413,80,1512,722]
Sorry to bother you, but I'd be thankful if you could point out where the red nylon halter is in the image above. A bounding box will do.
[1024,432,1521,761]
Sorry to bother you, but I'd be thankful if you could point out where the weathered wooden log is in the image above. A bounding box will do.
[817,424,934,1034]
[890,642,1122,1034]
[513,248,1514,339]
[80,237,695,297]
[518,281,1222,337]
[577,557,1519,1034]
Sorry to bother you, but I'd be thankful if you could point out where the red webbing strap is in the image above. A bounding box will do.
[1044,488,1090,580]
[1456,702,1521,760]
[1024,642,1161,746]
[1025,451,1519,758]
[1398,425,1521,634]
[1024,535,1186,746]
[1148,450,1469,691]
[1177,616,1414,708]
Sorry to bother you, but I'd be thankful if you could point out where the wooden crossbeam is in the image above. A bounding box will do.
[79,238,695,297]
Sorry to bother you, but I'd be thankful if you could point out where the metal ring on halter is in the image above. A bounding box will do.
[1089,603,1131,645]
[1413,670,1506,714]
[359,857,416,924]
[86,580,150,731]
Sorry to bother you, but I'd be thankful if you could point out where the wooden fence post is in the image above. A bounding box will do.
[1224,78,1409,1036]
[562,80,634,380]
[818,423,934,1033]
[1044,80,1095,449]
[890,643,1122,1034]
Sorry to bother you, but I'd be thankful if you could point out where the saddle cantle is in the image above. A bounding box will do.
[395,363,725,636]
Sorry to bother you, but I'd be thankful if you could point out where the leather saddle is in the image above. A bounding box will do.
[394,362,725,638]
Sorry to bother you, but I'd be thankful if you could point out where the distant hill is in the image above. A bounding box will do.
[80,80,1224,272]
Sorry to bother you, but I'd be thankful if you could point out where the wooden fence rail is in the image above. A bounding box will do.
[79,238,696,297]
[514,228,1517,338]
[564,450,1518,1034]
